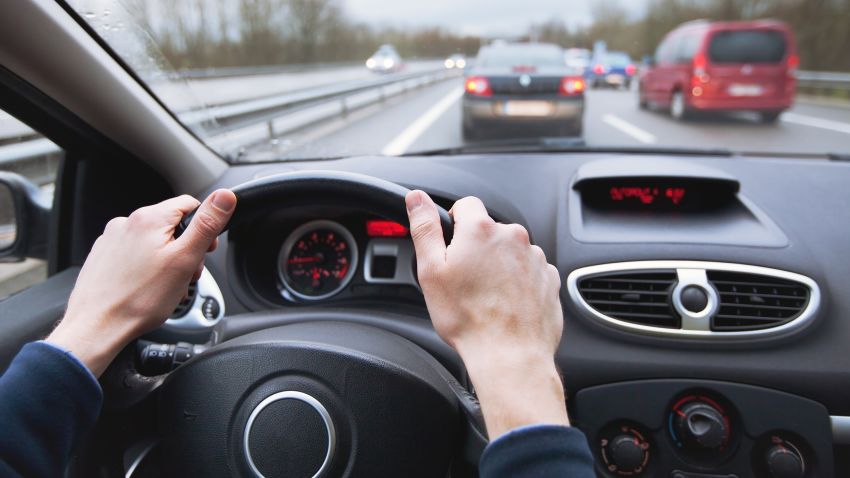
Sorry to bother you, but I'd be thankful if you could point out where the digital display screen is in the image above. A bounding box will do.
[609,186,687,206]
[578,178,737,212]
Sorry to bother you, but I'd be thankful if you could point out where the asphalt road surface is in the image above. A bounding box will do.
[269,78,850,159]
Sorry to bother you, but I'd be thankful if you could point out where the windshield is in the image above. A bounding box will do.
[477,45,565,68]
[66,0,849,161]
[603,52,631,67]
[708,30,786,64]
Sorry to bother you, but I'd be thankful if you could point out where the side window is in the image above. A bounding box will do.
[676,33,701,63]
[0,109,61,300]
[656,37,675,65]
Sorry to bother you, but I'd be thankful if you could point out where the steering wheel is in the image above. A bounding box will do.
[144,171,485,477]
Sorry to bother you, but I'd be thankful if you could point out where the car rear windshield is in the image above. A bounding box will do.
[708,30,787,63]
[478,46,565,68]
[605,52,631,66]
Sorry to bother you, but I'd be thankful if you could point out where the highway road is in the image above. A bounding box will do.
[270,78,850,160]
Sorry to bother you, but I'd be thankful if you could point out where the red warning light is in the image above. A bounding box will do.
[366,220,409,237]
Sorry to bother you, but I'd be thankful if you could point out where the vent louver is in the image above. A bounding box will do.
[577,272,678,328]
[171,281,198,318]
[708,271,809,331]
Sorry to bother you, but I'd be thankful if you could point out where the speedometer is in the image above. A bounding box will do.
[278,220,358,300]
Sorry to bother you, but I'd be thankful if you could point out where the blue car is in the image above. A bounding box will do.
[587,51,636,89]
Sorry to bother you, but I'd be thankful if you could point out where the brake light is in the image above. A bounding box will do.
[693,53,707,76]
[560,77,585,96]
[625,64,636,76]
[788,53,800,73]
[593,64,605,75]
[465,76,492,97]
[366,220,409,237]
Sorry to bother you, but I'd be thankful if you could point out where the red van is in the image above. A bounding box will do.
[638,19,798,123]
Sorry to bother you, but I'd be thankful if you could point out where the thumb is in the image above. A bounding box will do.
[406,190,447,274]
[177,189,236,257]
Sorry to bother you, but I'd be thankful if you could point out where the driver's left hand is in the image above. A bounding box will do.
[46,189,236,377]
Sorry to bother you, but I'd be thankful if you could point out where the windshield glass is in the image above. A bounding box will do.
[604,52,631,67]
[67,0,849,161]
[478,45,565,68]
[708,30,786,64]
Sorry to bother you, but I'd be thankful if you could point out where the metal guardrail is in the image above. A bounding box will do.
[0,66,457,181]
[796,70,850,92]
[174,61,366,80]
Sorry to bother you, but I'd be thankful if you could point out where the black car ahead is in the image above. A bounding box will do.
[462,43,585,140]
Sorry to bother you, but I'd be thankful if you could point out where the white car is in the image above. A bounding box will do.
[444,54,467,69]
[366,45,401,73]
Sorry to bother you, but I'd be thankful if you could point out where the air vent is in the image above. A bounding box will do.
[709,271,809,331]
[577,272,678,328]
[568,261,820,340]
[171,281,198,318]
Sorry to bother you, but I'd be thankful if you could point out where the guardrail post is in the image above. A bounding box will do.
[267,121,274,139]
[341,96,348,118]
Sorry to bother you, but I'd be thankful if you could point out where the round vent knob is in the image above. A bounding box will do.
[680,286,708,313]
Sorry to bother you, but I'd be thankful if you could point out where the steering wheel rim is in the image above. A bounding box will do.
[176,170,454,244]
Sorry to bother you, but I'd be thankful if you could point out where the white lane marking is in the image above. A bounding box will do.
[601,114,657,144]
[382,87,464,156]
[781,112,850,135]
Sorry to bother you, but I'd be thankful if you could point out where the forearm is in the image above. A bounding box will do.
[461,347,570,439]
[46,309,133,378]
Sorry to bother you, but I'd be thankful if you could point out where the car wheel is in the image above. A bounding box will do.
[760,111,782,124]
[670,90,689,120]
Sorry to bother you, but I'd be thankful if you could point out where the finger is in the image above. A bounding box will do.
[134,195,201,230]
[406,190,447,273]
[207,237,219,253]
[192,261,204,282]
[449,197,494,232]
[175,189,237,257]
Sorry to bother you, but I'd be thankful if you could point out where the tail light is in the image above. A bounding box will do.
[465,76,492,97]
[625,64,636,76]
[691,53,710,95]
[787,53,800,78]
[593,64,605,75]
[560,77,586,96]
[693,53,707,76]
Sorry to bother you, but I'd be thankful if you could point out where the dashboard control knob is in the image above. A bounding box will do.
[765,442,805,478]
[680,285,709,312]
[608,434,646,471]
[673,401,729,450]
[600,425,650,475]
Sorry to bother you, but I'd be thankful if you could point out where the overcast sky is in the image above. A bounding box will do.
[344,0,647,36]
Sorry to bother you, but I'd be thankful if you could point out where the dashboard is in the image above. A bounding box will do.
[177,152,850,477]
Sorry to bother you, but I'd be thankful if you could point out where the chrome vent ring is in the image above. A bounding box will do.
[567,261,819,340]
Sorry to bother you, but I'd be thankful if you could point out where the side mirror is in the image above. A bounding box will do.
[0,172,50,262]
[643,55,656,67]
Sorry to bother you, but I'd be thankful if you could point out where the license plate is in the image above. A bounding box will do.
[503,101,554,117]
[606,74,624,84]
[728,84,764,96]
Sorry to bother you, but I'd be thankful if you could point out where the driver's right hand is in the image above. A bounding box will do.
[405,190,570,439]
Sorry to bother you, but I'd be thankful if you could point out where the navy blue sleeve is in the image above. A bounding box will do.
[0,341,103,478]
[480,424,596,478]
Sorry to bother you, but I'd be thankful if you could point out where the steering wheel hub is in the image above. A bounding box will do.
[244,391,335,478]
